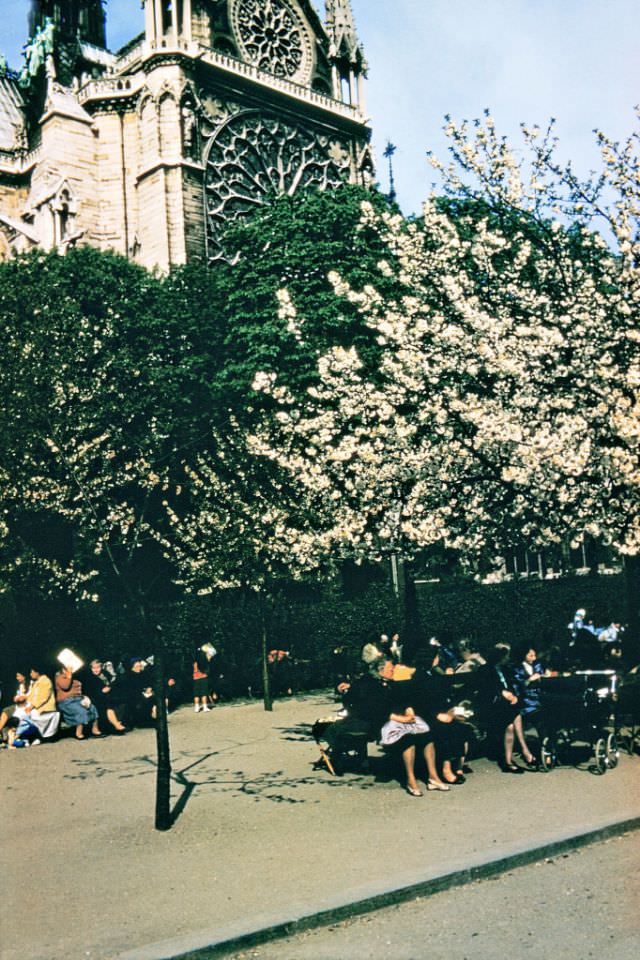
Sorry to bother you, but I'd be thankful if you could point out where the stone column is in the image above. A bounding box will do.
[171,0,179,40]
[357,72,366,113]
[348,69,356,106]
[144,0,156,42]
[154,0,164,40]
[183,0,192,42]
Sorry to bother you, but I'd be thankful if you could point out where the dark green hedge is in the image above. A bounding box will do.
[0,573,624,702]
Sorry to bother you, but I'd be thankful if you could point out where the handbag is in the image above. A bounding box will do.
[380,715,429,746]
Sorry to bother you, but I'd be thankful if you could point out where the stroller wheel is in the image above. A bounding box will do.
[593,737,607,775]
[540,736,556,772]
[605,733,619,769]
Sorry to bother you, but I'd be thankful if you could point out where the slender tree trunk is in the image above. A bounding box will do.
[152,626,173,830]
[624,554,640,664]
[260,591,273,712]
[401,560,422,661]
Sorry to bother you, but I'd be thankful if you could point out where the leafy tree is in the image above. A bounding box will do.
[210,184,403,400]
[249,115,640,654]
[153,185,411,694]
[0,248,228,828]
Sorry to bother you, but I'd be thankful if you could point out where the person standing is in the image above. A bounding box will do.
[193,648,210,713]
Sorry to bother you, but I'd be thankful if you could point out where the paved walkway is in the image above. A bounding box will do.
[2,692,639,960]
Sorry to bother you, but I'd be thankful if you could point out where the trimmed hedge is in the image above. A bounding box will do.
[0,573,625,701]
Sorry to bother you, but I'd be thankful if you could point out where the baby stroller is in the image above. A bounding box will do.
[537,670,619,774]
[616,673,640,756]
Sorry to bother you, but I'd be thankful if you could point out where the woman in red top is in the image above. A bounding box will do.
[193,649,210,713]
[55,666,101,739]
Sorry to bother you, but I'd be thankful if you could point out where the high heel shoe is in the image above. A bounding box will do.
[406,785,423,797]
[427,779,450,792]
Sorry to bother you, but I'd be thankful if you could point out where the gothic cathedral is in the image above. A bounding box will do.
[0,1,372,269]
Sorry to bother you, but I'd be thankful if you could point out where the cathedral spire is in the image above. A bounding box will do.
[325,0,363,64]
[324,0,366,108]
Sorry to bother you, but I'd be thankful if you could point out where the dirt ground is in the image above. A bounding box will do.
[1,692,638,960]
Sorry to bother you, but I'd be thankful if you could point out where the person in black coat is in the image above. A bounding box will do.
[410,648,469,785]
[120,657,155,727]
[476,644,534,773]
[81,659,127,734]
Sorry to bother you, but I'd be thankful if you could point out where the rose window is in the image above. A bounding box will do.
[230,0,313,83]
[204,111,352,262]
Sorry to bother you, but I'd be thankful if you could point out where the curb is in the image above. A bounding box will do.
[128,815,640,960]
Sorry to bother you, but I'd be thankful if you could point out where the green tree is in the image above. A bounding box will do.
[0,247,228,828]
[250,115,640,654]
[154,185,412,691]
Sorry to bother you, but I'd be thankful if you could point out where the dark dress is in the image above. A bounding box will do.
[120,667,154,727]
[81,668,125,726]
[409,668,468,762]
[380,676,433,753]
[513,660,544,722]
[476,663,521,731]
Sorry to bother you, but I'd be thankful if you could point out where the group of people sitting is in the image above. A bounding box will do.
[0,656,163,749]
[319,622,630,795]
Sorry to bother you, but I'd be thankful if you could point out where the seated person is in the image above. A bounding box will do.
[81,659,127,733]
[55,664,101,740]
[319,667,385,772]
[455,641,486,673]
[121,657,155,727]
[381,659,451,795]
[476,644,534,772]
[0,670,30,743]
[8,663,59,747]
[410,647,470,785]
[513,646,545,728]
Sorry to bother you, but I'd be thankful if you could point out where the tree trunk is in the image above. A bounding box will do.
[260,592,273,712]
[624,554,640,664]
[152,628,173,830]
[401,560,422,661]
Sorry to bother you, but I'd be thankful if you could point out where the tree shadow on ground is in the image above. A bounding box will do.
[61,739,379,825]
[274,723,314,741]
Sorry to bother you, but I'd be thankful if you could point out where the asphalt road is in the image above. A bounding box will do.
[228,832,640,960]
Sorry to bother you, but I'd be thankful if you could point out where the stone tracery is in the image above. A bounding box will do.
[204,109,352,262]
[229,0,313,83]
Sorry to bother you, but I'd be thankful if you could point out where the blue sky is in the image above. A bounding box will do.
[2,1,638,214]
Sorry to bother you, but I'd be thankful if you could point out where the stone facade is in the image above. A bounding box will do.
[0,1,372,270]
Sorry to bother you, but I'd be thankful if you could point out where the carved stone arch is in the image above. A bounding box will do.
[356,142,375,187]
[157,79,179,102]
[179,84,201,161]
[139,91,160,161]
[212,33,238,57]
[136,88,156,120]
[158,89,180,157]
[203,109,352,263]
[32,178,80,251]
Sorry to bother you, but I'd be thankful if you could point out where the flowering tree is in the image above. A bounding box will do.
[249,112,640,650]
[0,248,230,829]
[147,185,406,701]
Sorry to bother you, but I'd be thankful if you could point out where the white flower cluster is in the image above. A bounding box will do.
[250,113,640,564]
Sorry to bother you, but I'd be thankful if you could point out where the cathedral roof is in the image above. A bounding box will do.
[0,75,27,152]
